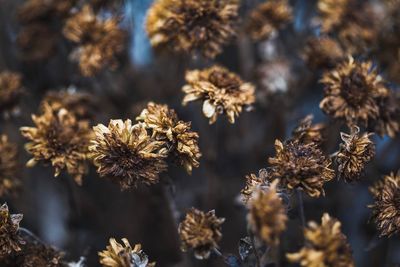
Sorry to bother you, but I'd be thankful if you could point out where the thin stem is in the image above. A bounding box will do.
[19,227,45,245]
[213,247,223,257]
[247,228,261,267]
[297,189,306,228]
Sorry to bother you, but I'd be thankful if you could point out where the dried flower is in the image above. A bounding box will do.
[369,172,400,237]
[303,37,345,70]
[247,180,287,246]
[90,120,168,190]
[240,170,271,204]
[178,208,225,259]
[319,57,389,127]
[268,139,335,198]
[0,135,20,197]
[291,115,325,145]
[63,5,126,76]
[136,102,201,173]
[287,213,354,267]
[182,66,255,124]
[20,103,91,185]
[99,238,155,267]
[0,71,23,115]
[336,126,375,182]
[0,203,24,259]
[17,0,76,23]
[146,0,238,58]
[317,0,349,33]
[246,0,292,41]
[15,243,64,267]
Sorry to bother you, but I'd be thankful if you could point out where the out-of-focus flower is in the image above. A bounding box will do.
[319,57,389,127]
[99,238,155,267]
[14,243,64,267]
[17,0,76,23]
[63,5,126,76]
[336,126,375,182]
[146,0,238,58]
[303,37,345,70]
[178,208,225,260]
[247,180,287,246]
[291,115,325,146]
[372,92,400,138]
[0,203,24,259]
[0,71,23,116]
[182,66,255,124]
[20,103,91,185]
[369,171,400,237]
[317,0,349,33]
[246,0,292,41]
[136,102,201,173]
[268,139,334,198]
[287,213,354,267]
[257,59,292,96]
[90,120,168,190]
[0,135,20,197]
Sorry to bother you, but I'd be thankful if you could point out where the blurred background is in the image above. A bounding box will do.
[0,0,399,266]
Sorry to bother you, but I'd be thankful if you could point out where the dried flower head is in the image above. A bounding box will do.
[146,0,238,58]
[317,0,349,33]
[182,65,255,124]
[303,37,345,70]
[0,135,20,197]
[17,0,76,23]
[136,102,201,173]
[14,243,64,267]
[0,71,23,115]
[63,5,126,76]
[369,172,400,237]
[178,208,225,259]
[246,0,292,41]
[247,180,287,246]
[20,103,91,185]
[292,115,325,145]
[0,203,24,259]
[336,126,375,182]
[240,169,271,204]
[287,213,354,267]
[268,139,335,198]
[90,120,168,190]
[99,238,155,267]
[319,57,389,127]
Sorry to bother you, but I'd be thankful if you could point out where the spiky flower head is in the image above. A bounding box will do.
[287,213,355,267]
[90,120,168,190]
[291,115,325,146]
[336,126,375,182]
[99,238,155,267]
[369,172,400,237]
[303,37,345,70]
[319,57,389,127]
[20,103,91,185]
[63,5,126,76]
[146,0,239,58]
[182,65,255,124]
[178,208,225,260]
[246,0,292,41]
[136,102,201,174]
[0,135,20,197]
[0,71,23,116]
[268,139,335,198]
[0,203,24,259]
[240,169,271,204]
[247,180,287,246]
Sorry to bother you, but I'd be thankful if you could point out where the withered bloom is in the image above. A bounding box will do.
[178,208,225,259]
[0,203,24,259]
[136,102,201,173]
[336,126,375,182]
[0,71,23,116]
[146,0,238,58]
[268,139,335,198]
[90,120,168,190]
[17,0,76,23]
[246,0,292,41]
[369,172,400,237]
[63,5,126,76]
[287,213,354,267]
[303,37,345,70]
[14,243,64,267]
[317,0,350,33]
[99,238,155,267]
[240,170,270,204]
[319,57,389,127]
[20,103,91,185]
[247,180,287,246]
[0,135,20,197]
[182,66,255,124]
[291,115,325,145]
